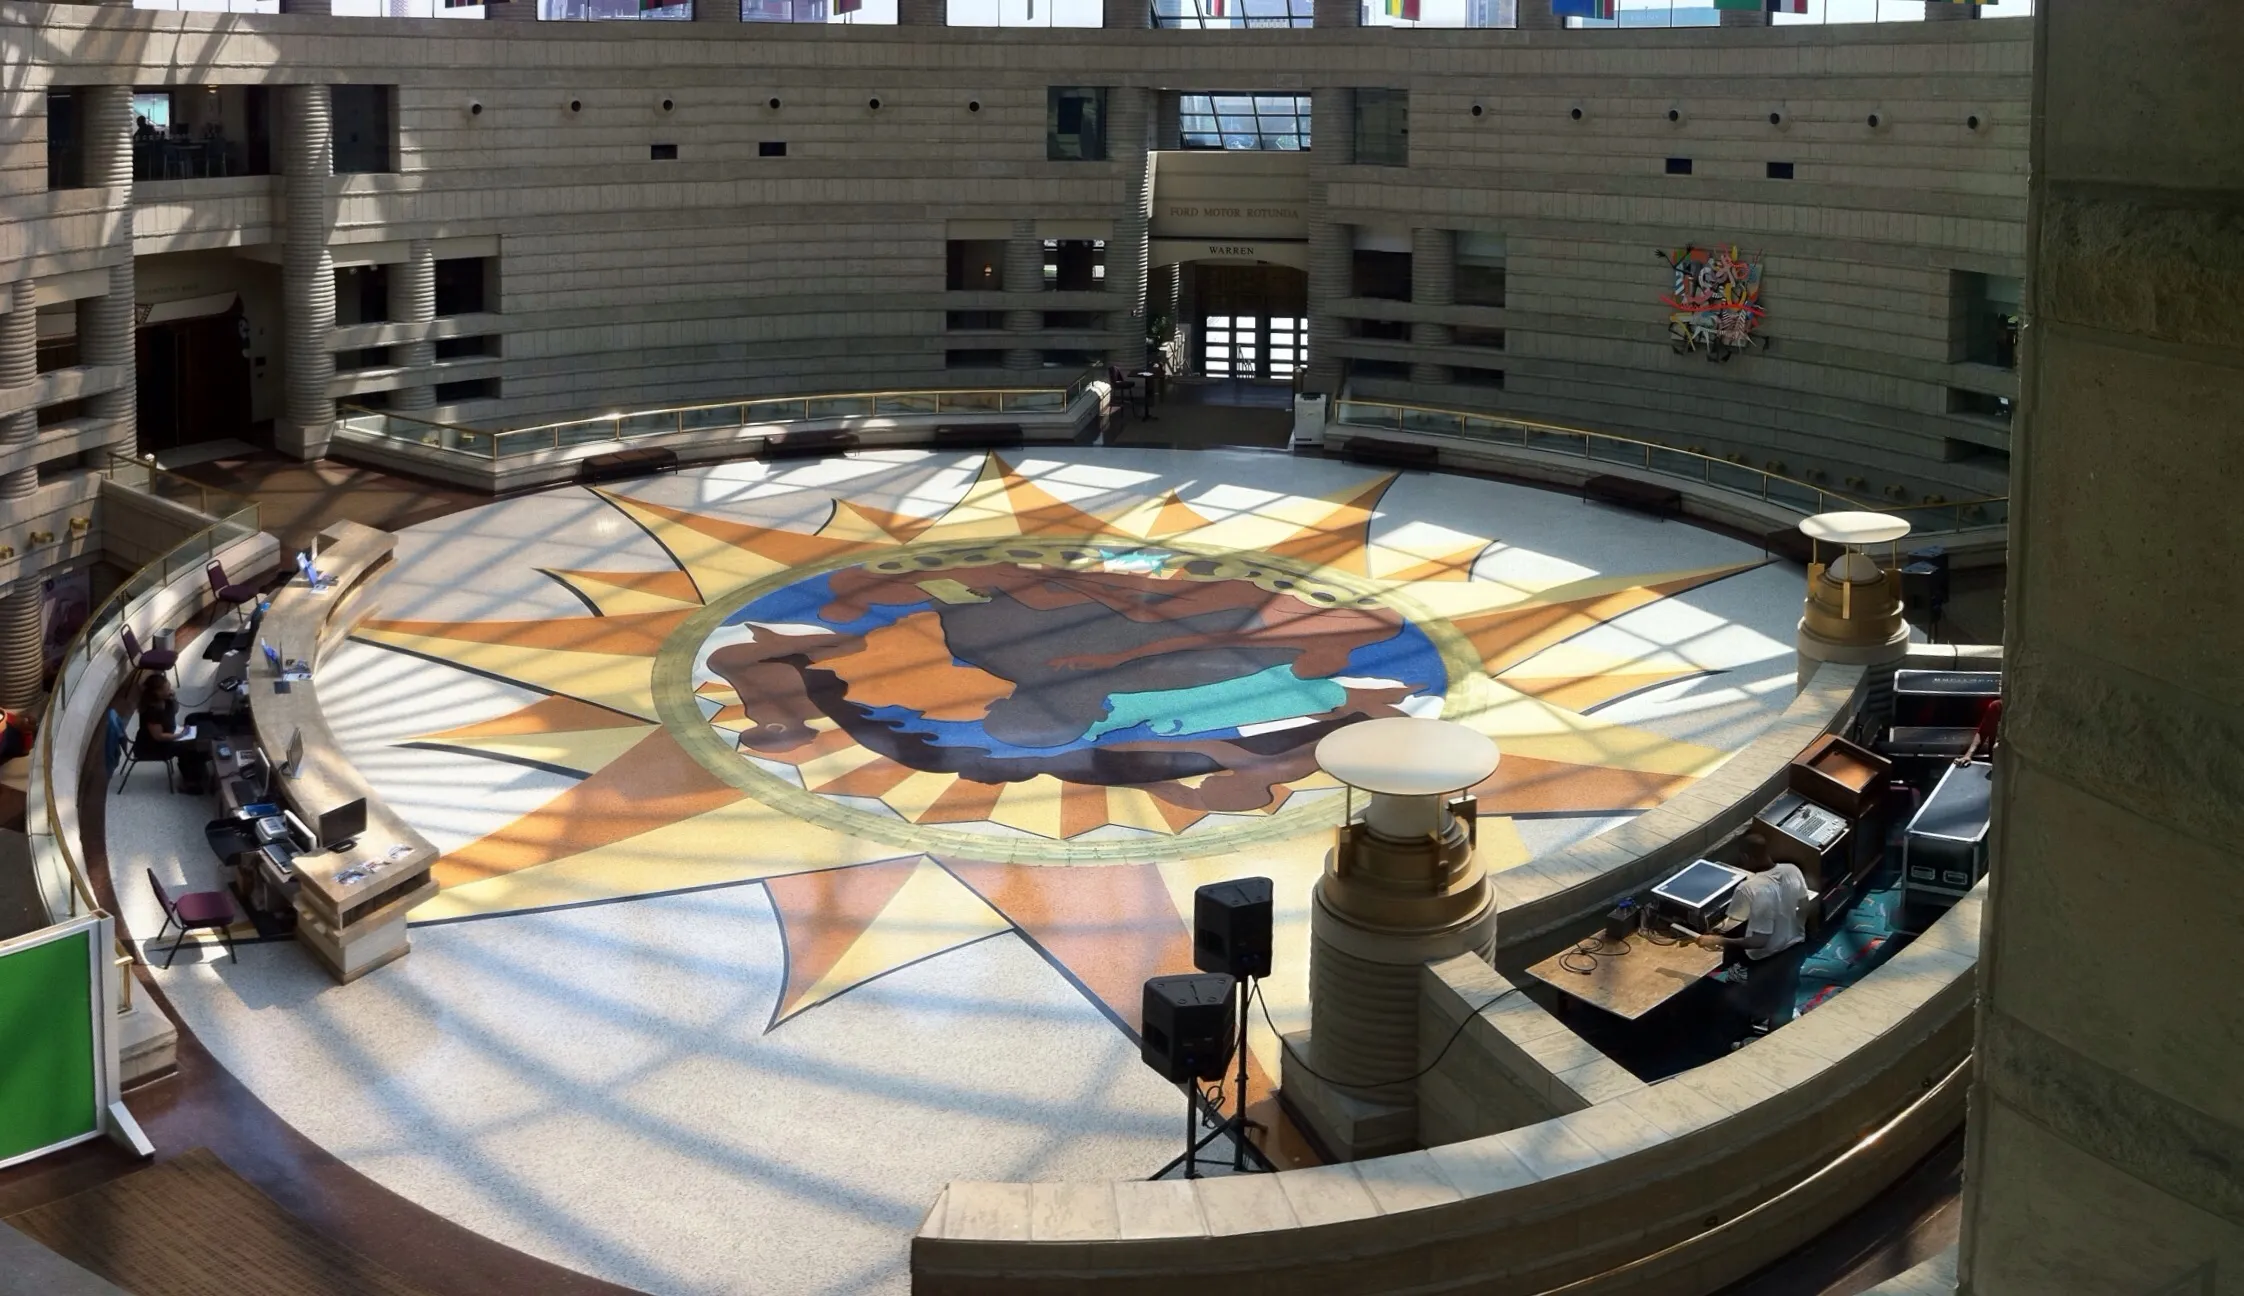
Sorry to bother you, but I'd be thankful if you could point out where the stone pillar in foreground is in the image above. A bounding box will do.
[1107,86,1152,369]
[1,284,37,502]
[80,84,137,457]
[1959,6,2244,1292]
[0,581,44,712]
[1305,87,1355,396]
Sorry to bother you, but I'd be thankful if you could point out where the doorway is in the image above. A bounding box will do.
[136,303,252,454]
[1190,264,1308,382]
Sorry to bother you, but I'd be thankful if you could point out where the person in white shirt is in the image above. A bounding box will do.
[1696,833,1810,1033]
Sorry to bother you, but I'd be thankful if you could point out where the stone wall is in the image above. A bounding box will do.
[0,7,2031,502]
[1960,6,2244,1292]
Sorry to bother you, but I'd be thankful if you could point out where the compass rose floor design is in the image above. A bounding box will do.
[113,448,1807,1296]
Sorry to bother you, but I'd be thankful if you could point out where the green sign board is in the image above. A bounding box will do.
[0,925,99,1167]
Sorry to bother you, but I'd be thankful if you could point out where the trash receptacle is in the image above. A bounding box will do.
[1290,392,1328,451]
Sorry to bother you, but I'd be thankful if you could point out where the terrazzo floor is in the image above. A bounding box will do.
[106,447,1809,1295]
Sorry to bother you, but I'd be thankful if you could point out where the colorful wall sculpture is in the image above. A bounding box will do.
[1661,244,1766,361]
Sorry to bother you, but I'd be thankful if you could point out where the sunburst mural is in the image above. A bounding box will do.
[346,454,1762,1100]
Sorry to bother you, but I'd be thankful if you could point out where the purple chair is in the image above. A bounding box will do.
[120,624,178,684]
[146,868,238,967]
[206,561,258,627]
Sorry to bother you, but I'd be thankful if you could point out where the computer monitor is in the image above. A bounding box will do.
[317,798,367,852]
[280,808,316,853]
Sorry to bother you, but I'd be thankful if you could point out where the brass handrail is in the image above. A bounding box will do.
[26,454,261,971]
[1331,396,2009,522]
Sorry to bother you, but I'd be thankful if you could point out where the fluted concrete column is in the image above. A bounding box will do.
[281,85,336,460]
[1719,5,1768,25]
[1409,227,1454,386]
[1002,219,1042,372]
[1103,0,1147,28]
[484,0,536,19]
[1153,91,1181,152]
[896,0,944,22]
[1106,87,1152,369]
[1516,0,1559,28]
[1306,88,1354,395]
[693,0,739,20]
[1312,0,1357,27]
[1923,2,1975,18]
[81,85,137,457]
[1,286,37,502]
[386,240,437,413]
[0,581,43,712]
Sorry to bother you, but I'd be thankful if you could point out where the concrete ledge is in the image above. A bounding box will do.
[912,885,1984,1295]
[1416,954,1644,1147]
[1859,1246,1957,1294]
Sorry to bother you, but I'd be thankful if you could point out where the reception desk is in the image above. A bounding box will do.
[248,520,438,982]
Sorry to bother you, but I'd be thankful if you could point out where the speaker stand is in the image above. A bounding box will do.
[1148,981,1276,1180]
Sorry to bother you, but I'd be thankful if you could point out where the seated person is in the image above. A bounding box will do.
[1695,833,1810,1036]
[0,707,32,761]
[136,674,214,794]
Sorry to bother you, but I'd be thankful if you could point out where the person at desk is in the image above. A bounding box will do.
[1694,833,1810,1036]
[137,675,214,795]
[1956,695,2003,766]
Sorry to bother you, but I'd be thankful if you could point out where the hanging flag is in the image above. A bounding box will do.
[835,0,860,11]
[1383,0,1422,18]
[1204,0,1224,15]
[1551,0,1615,17]
[1766,0,1808,10]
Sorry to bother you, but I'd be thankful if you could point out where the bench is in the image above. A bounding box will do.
[576,446,679,485]
[931,423,1025,450]
[1342,437,1442,471]
[1582,473,1683,519]
[759,428,859,460]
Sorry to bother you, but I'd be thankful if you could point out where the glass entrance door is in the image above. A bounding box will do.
[1199,314,1306,380]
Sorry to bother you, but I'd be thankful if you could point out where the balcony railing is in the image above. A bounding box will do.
[336,367,1103,462]
[1332,398,2007,535]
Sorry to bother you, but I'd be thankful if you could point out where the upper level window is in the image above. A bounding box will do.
[1457,232,1506,308]
[1951,271,2021,370]
[45,91,83,190]
[1179,95,1309,151]
[1152,0,1311,27]
[437,258,496,317]
[332,86,397,175]
[948,0,1098,25]
[540,0,687,17]
[1048,89,1107,161]
[132,87,274,182]
[1360,0,1513,27]
[742,0,895,20]
[1354,90,1409,168]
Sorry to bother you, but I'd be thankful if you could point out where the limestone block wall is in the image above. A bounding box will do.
[1961,6,2244,1292]
[6,6,2028,501]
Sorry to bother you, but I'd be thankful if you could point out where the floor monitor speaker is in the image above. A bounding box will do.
[1192,876,1273,980]
[1140,973,1237,1084]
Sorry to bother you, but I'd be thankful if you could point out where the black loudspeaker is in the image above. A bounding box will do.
[1901,562,1943,618]
[1140,974,1237,1084]
[1906,545,1951,605]
[1192,876,1273,980]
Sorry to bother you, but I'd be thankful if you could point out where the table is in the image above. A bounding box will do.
[1132,370,1160,420]
[1524,930,1724,1021]
[249,520,439,982]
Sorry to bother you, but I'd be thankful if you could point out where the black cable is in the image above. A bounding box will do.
[1557,934,1631,976]
[1253,976,1522,1092]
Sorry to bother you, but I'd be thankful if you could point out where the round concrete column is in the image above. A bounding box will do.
[1153,91,1181,152]
[1002,219,1042,372]
[0,580,44,712]
[484,0,536,19]
[1285,719,1500,1160]
[1306,88,1355,396]
[1,285,37,502]
[1311,0,1357,26]
[1103,0,1148,27]
[1106,87,1152,368]
[896,0,944,22]
[387,240,437,414]
[1410,227,1454,386]
[80,85,137,457]
[282,85,337,460]
[693,0,739,20]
